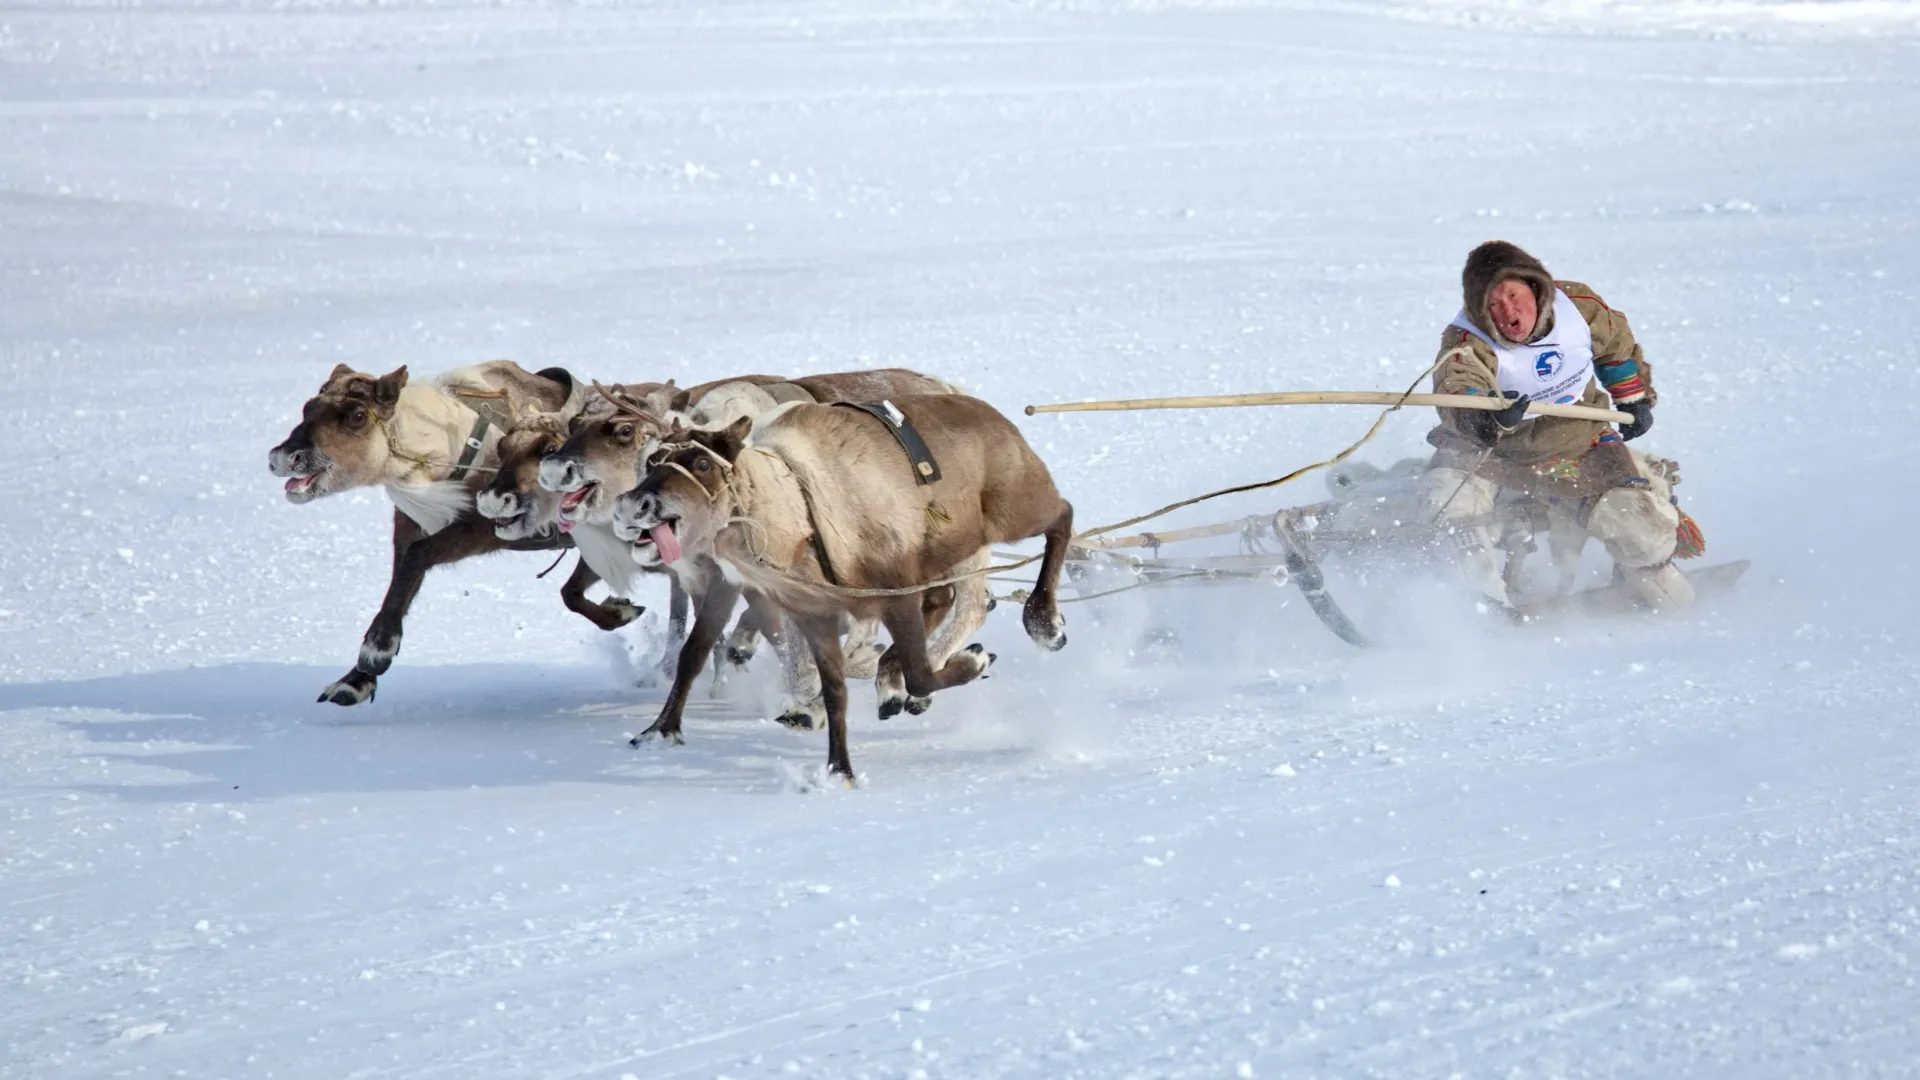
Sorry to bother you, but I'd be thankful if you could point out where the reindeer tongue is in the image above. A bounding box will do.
[557,516,575,535]
[650,523,682,565]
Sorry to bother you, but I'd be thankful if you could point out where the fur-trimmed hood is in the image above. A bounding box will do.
[1462,240,1556,345]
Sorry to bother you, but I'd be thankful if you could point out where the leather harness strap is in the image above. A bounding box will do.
[446,414,492,483]
[835,400,942,485]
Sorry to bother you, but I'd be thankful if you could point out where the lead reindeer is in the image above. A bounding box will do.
[614,395,1074,780]
[266,361,637,704]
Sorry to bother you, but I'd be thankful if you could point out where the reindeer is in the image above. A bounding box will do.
[544,369,981,727]
[266,361,637,705]
[613,395,1074,779]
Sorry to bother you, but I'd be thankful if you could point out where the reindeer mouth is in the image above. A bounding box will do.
[486,505,529,534]
[556,483,598,532]
[629,517,683,565]
[283,471,327,502]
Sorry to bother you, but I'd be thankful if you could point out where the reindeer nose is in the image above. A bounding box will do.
[629,492,660,524]
[539,455,579,492]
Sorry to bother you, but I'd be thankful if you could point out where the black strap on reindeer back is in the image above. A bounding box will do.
[835,400,942,485]
[447,414,492,483]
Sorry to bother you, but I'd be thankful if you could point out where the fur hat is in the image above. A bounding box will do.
[1462,241,1555,344]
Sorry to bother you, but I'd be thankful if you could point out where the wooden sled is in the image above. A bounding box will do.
[1049,458,1746,645]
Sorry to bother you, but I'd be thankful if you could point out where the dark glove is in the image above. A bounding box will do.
[1617,400,1654,442]
[1462,391,1532,447]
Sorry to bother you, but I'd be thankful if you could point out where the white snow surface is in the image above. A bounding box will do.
[4,2,1919,1077]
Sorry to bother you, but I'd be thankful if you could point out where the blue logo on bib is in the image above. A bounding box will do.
[1535,351,1563,379]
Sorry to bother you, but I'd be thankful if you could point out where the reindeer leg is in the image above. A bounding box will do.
[899,588,959,717]
[657,573,691,679]
[771,611,828,730]
[727,593,777,669]
[877,586,963,719]
[899,553,993,716]
[636,573,740,746]
[667,575,690,647]
[875,642,906,720]
[1021,501,1074,652]
[558,558,642,631]
[878,596,992,716]
[710,593,776,700]
[841,616,885,681]
[794,612,855,781]
[320,511,499,706]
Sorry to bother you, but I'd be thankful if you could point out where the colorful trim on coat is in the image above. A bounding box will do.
[1596,358,1647,404]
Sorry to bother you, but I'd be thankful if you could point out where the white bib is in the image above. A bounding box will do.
[1449,289,1595,420]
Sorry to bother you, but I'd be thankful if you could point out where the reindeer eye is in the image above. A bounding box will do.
[694,458,711,473]
[348,406,368,427]
[616,424,635,441]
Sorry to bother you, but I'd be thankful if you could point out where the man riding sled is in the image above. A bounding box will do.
[1425,240,1703,614]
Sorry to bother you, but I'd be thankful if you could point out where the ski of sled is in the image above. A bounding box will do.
[1515,559,1752,621]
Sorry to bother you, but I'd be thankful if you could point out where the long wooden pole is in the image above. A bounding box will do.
[1025,390,1630,424]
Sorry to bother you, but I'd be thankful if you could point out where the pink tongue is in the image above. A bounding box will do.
[650,523,682,564]
[284,475,311,493]
[557,517,574,534]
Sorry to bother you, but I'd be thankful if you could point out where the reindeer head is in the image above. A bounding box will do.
[611,417,752,569]
[538,382,670,532]
[475,418,568,541]
[680,380,782,432]
[267,364,409,503]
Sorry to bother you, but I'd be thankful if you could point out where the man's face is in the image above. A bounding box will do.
[1487,279,1537,343]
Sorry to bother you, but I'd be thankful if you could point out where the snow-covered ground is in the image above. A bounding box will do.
[5,2,1919,1076]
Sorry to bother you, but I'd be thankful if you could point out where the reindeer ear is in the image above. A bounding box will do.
[670,389,692,413]
[325,363,356,388]
[722,416,754,448]
[373,366,409,412]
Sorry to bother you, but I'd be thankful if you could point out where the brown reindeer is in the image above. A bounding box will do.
[613,395,1074,779]
[267,361,635,705]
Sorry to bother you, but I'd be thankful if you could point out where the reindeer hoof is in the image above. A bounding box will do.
[317,671,376,707]
[877,695,906,721]
[602,599,643,630]
[632,725,683,747]
[1023,608,1067,652]
[725,645,756,668]
[775,702,825,731]
[904,695,933,716]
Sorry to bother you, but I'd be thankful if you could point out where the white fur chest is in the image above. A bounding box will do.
[571,522,639,597]
[385,479,472,535]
